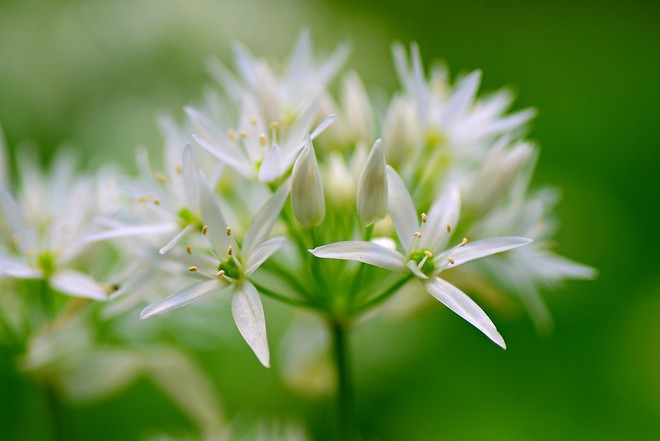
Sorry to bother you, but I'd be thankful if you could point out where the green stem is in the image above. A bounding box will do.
[41,382,64,441]
[250,281,320,311]
[330,317,355,441]
[356,273,415,313]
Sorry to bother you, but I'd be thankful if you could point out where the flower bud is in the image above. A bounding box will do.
[291,136,325,227]
[356,139,388,226]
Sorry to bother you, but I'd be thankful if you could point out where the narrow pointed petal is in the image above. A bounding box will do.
[0,185,25,239]
[440,70,482,126]
[232,281,270,367]
[198,177,236,254]
[258,144,284,182]
[243,179,291,257]
[357,139,388,226]
[310,241,406,272]
[310,114,337,140]
[0,257,40,278]
[291,137,325,227]
[141,280,225,319]
[423,277,505,348]
[86,223,178,242]
[192,134,253,178]
[245,237,286,277]
[159,224,196,255]
[182,144,198,210]
[386,166,418,250]
[436,237,532,270]
[406,260,429,279]
[419,185,460,252]
[50,270,109,301]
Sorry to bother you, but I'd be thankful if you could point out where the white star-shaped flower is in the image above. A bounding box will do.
[309,166,531,347]
[140,178,291,367]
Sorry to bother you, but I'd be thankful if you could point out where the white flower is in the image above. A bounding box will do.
[0,150,110,300]
[310,166,531,347]
[140,178,291,367]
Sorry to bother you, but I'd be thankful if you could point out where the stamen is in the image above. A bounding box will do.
[216,270,225,277]
[188,266,198,272]
[175,165,183,175]
[259,134,267,146]
[250,117,258,126]
[270,121,279,129]
[227,129,237,141]
[424,250,434,258]
[226,226,232,236]
[417,250,434,270]
[227,245,233,256]
[446,224,452,233]
[460,237,468,246]
[239,130,249,138]
[137,196,148,203]
[155,172,167,184]
[186,244,192,255]
[202,225,208,235]
[447,257,455,265]
[421,213,427,223]
[153,198,161,206]
[413,231,422,238]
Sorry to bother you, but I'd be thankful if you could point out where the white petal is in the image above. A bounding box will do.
[182,144,198,210]
[436,236,532,270]
[258,143,284,182]
[423,277,505,348]
[198,176,235,254]
[232,281,270,367]
[192,134,254,178]
[50,270,109,301]
[386,166,418,250]
[243,179,291,257]
[291,137,325,228]
[440,70,482,126]
[245,237,286,276]
[159,224,196,254]
[0,184,26,239]
[357,139,388,226]
[406,260,429,279]
[141,280,225,319]
[310,241,406,272]
[0,257,40,279]
[310,114,337,140]
[419,185,460,252]
[86,223,178,242]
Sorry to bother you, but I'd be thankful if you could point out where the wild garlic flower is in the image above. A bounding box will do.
[140,178,291,367]
[0,150,111,300]
[310,166,531,347]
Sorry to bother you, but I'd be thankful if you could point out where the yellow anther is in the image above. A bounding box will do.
[424,250,434,258]
[421,213,427,223]
[155,172,167,184]
[259,134,267,146]
[186,244,192,255]
[153,198,161,206]
[447,257,455,265]
[239,130,249,138]
[250,117,258,126]
[217,270,225,277]
[460,238,468,247]
[202,225,208,235]
[227,129,237,141]
[175,165,183,176]
[413,231,422,238]
[138,196,148,203]
[446,224,452,233]
[270,121,280,129]
[188,266,198,272]
[227,245,233,256]
[226,226,232,236]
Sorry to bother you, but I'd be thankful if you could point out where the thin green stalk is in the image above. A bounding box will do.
[355,273,414,313]
[250,281,320,311]
[330,317,355,441]
[41,382,64,441]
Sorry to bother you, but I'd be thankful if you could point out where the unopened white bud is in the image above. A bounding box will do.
[291,136,325,227]
[357,139,388,225]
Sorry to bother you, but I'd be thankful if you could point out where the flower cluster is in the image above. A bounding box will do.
[0,32,594,374]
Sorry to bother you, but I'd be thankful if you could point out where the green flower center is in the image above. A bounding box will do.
[408,249,436,276]
[218,258,241,280]
[37,252,57,277]
[177,208,204,230]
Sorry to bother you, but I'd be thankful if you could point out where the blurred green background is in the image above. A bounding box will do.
[1,0,658,439]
